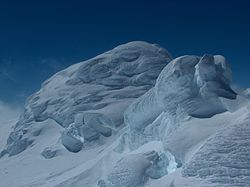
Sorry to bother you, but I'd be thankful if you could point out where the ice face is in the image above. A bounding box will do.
[124,54,237,149]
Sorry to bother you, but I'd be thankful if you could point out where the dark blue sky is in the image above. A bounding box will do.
[0,0,250,105]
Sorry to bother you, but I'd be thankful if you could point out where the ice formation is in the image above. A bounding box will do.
[0,41,172,156]
[1,41,250,187]
[124,54,236,149]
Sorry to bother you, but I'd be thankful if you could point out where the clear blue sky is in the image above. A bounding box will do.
[0,0,250,105]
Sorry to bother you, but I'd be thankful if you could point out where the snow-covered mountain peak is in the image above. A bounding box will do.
[1,41,172,157]
[1,42,250,187]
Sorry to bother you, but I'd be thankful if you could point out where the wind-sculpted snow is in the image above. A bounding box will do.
[124,54,237,149]
[0,41,172,156]
[182,106,250,186]
[1,41,250,187]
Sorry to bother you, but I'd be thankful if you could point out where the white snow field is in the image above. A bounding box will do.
[0,41,250,187]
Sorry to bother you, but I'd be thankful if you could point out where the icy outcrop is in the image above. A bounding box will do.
[125,54,237,149]
[1,41,172,156]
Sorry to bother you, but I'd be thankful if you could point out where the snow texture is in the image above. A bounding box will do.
[1,41,250,187]
[1,41,171,156]
[182,110,250,186]
[124,54,236,149]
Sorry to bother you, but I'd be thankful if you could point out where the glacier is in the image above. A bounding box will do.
[0,41,250,187]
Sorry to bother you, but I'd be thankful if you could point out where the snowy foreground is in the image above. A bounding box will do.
[1,41,250,187]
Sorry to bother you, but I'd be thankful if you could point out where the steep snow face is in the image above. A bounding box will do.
[1,41,172,157]
[124,54,237,149]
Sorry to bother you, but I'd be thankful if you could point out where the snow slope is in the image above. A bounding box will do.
[1,41,250,187]
[147,101,250,187]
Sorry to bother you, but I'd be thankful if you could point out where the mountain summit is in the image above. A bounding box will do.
[1,42,250,187]
[2,41,172,156]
